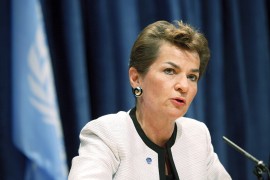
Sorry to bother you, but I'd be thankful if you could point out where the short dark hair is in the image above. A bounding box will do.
[129,20,210,79]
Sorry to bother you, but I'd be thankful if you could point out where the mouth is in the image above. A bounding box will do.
[172,97,186,105]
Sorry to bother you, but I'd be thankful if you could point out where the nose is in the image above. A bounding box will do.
[174,75,189,93]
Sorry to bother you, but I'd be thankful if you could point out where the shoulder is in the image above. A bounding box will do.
[85,110,130,126]
[175,116,210,139]
[176,116,207,130]
[70,111,131,179]
[80,110,132,138]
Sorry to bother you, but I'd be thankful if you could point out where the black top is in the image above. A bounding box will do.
[129,107,180,180]
[166,175,174,180]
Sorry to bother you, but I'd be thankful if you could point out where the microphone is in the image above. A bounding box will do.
[223,136,270,179]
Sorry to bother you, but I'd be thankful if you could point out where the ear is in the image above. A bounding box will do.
[129,67,141,88]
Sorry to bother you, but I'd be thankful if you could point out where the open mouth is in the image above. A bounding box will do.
[173,98,186,104]
[176,99,184,103]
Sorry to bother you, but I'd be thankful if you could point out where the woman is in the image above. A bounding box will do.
[69,20,231,180]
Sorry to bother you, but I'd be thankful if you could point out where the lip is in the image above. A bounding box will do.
[171,97,186,106]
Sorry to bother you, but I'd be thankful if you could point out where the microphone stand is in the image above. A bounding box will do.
[223,136,270,180]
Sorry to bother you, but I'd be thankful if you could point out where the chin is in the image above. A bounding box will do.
[168,109,186,120]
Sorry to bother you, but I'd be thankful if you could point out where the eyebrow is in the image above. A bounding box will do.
[165,61,200,73]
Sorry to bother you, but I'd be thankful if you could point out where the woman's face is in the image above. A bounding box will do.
[138,43,200,120]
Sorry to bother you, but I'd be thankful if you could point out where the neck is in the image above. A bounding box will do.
[135,105,175,147]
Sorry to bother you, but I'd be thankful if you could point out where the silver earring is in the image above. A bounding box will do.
[133,87,143,97]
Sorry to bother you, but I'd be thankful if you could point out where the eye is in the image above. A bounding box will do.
[187,74,199,82]
[164,68,175,75]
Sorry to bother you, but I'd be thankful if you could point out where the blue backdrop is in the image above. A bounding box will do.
[1,0,270,179]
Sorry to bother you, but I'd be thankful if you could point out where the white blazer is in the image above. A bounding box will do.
[69,109,231,180]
